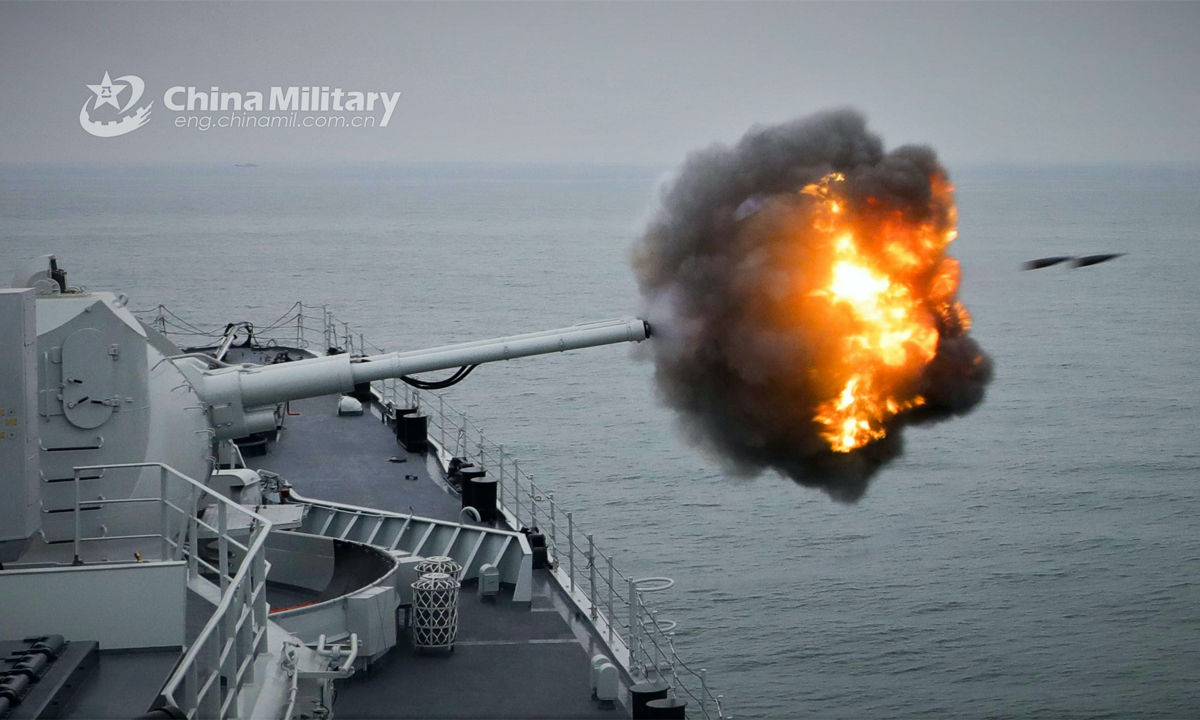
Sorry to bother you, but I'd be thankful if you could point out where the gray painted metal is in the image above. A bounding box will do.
[0,288,39,563]
[194,318,648,439]
[290,495,534,602]
[0,562,187,650]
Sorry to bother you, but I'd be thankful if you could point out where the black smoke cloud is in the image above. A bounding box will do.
[632,110,992,502]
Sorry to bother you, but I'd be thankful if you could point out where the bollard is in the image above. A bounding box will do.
[469,477,497,522]
[644,698,687,719]
[629,681,668,719]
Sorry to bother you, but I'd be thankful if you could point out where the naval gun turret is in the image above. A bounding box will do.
[186,316,649,442]
[0,255,649,562]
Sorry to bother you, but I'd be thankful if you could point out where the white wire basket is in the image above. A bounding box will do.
[412,572,461,650]
[414,556,463,579]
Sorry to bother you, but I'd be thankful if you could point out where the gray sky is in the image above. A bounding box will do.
[2,1,1198,166]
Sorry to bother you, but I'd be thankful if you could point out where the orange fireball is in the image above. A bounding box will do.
[800,173,967,452]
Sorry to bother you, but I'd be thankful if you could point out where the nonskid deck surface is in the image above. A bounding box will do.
[254,396,463,522]
[250,395,629,719]
[335,579,618,720]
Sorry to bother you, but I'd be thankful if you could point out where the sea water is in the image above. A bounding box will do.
[2,162,1197,719]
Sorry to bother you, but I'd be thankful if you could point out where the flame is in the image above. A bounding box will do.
[801,173,961,453]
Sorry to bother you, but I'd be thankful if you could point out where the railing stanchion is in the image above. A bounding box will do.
[650,609,660,679]
[607,554,615,643]
[588,535,597,619]
[72,469,82,565]
[253,533,268,650]
[513,460,521,526]
[567,512,575,594]
[530,481,538,529]
[157,467,170,560]
[188,513,198,579]
[670,636,680,690]
[498,445,505,508]
[629,579,639,676]
[239,581,255,685]
[549,495,557,556]
[460,412,468,457]
[700,668,708,716]
[218,502,229,592]
[188,652,199,715]
[224,566,237,688]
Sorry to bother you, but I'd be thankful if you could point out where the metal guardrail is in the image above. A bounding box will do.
[71,462,272,720]
[411,391,728,719]
[137,303,378,360]
[133,304,729,718]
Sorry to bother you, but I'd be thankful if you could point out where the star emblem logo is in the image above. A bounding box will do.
[87,71,128,110]
[79,72,152,138]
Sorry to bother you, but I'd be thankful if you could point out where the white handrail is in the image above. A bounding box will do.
[72,462,273,720]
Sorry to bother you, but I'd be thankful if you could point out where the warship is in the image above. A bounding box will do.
[0,255,727,719]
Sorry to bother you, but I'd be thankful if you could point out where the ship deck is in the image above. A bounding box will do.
[251,394,629,719]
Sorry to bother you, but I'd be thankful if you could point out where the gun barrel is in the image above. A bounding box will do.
[199,317,650,439]
[351,317,650,385]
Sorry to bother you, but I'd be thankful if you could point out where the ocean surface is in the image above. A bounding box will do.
[2,162,1198,719]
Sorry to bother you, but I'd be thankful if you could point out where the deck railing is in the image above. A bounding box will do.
[357,337,729,719]
[71,462,272,720]
[135,303,729,719]
[410,390,727,719]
